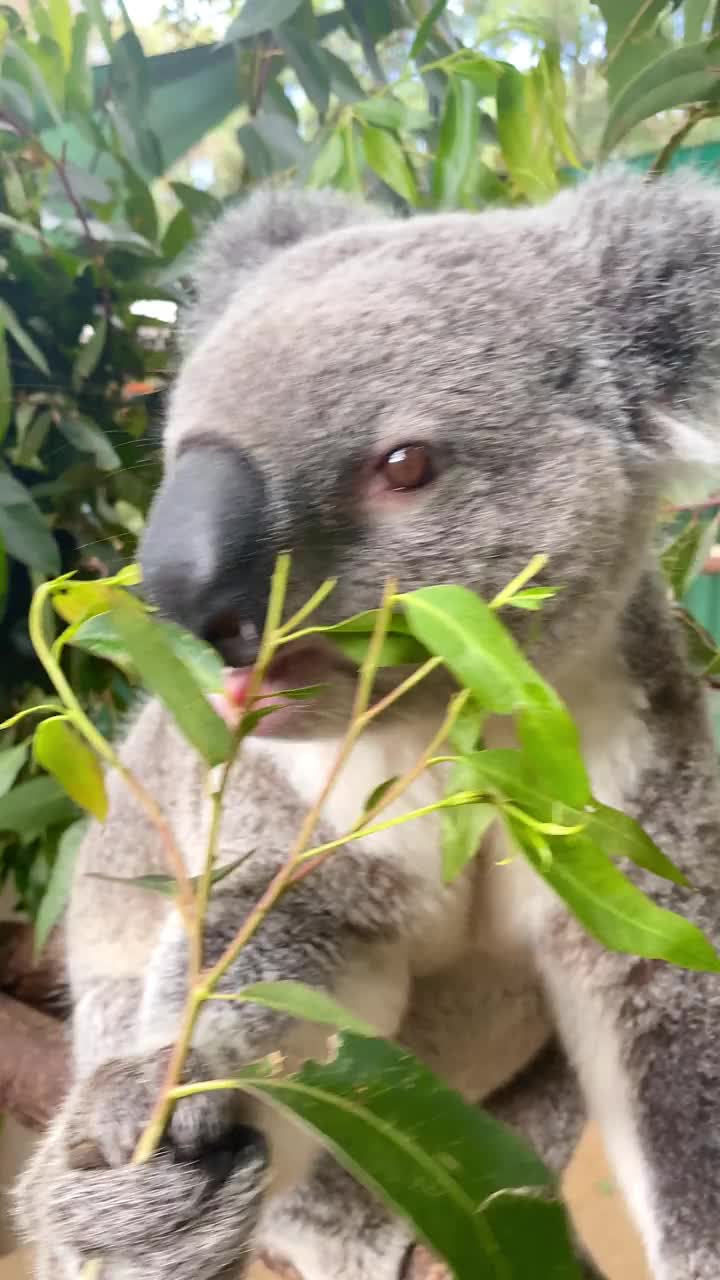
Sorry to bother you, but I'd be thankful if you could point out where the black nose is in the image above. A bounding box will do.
[140,444,270,664]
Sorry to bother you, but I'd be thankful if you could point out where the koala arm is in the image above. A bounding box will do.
[534,583,720,1280]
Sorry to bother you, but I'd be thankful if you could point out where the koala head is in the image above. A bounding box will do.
[141,172,720,733]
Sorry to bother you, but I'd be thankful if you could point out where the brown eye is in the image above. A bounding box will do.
[379,444,434,491]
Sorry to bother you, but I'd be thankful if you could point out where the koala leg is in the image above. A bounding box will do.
[256,1041,605,1280]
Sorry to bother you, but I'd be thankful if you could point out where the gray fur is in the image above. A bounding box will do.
[16,170,720,1279]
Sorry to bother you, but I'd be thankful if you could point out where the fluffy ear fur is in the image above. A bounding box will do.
[552,167,720,471]
[180,185,387,349]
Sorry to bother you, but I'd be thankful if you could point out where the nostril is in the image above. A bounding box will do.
[203,609,243,646]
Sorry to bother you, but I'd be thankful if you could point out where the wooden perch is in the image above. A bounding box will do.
[0,993,69,1130]
[0,922,67,1015]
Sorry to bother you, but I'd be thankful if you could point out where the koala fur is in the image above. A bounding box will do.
[15,171,720,1280]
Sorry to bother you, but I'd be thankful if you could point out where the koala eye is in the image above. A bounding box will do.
[378,443,435,491]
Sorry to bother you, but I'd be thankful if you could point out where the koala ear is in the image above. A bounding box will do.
[558,168,720,470]
[180,185,387,350]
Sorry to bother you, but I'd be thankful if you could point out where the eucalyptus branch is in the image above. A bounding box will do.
[28,581,196,932]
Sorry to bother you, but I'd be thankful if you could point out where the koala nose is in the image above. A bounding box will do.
[140,445,270,663]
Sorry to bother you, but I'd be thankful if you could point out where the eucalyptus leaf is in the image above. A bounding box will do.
[34,817,89,956]
[109,596,231,766]
[88,852,251,897]
[0,775,77,835]
[509,819,720,973]
[225,981,376,1035]
[362,125,418,204]
[72,316,107,391]
[236,1033,581,1280]
[0,742,28,797]
[225,0,303,42]
[33,717,107,820]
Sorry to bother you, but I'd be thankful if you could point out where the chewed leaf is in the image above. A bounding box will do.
[217,981,376,1036]
[233,1034,582,1279]
[33,718,107,820]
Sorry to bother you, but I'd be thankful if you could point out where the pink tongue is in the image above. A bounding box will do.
[207,669,254,729]
[224,668,254,707]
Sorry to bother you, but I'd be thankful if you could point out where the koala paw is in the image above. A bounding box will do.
[17,1050,269,1280]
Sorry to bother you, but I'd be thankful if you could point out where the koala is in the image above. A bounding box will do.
[15,170,720,1280]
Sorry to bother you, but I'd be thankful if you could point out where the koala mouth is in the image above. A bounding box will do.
[210,640,354,733]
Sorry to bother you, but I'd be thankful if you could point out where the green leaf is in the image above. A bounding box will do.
[225,0,303,41]
[34,817,88,956]
[58,415,120,470]
[226,981,376,1035]
[0,775,77,834]
[509,821,720,973]
[442,758,497,882]
[661,514,718,600]
[362,776,399,814]
[506,586,558,610]
[0,300,50,375]
[330,631,426,667]
[362,125,418,204]
[170,181,221,224]
[72,315,107,391]
[308,130,345,187]
[453,53,502,96]
[598,0,671,102]
[278,28,330,116]
[162,207,195,261]
[409,0,448,61]
[88,852,250,898]
[0,472,60,576]
[354,96,408,129]
[684,0,711,42]
[69,611,225,692]
[0,327,10,445]
[0,211,44,241]
[433,74,479,208]
[48,0,72,67]
[236,1034,582,1280]
[448,694,485,753]
[496,64,556,202]
[109,596,231,766]
[67,10,92,112]
[517,698,589,809]
[462,749,688,888]
[601,42,720,156]
[399,585,549,715]
[0,742,28,797]
[33,717,107,820]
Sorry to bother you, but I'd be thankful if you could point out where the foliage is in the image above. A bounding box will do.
[6,553,720,1280]
[2,0,720,931]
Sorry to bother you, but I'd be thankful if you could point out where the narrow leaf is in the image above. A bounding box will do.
[225,0,303,41]
[362,125,418,204]
[225,981,376,1035]
[0,301,50,375]
[601,42,720,155]
[34,817,89,956]
[88,852,250,898]
[0,327,10,445]
[0,742,28,797]
[72,316,107,391]
[410,0,449,60]
[433,74,479,208]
